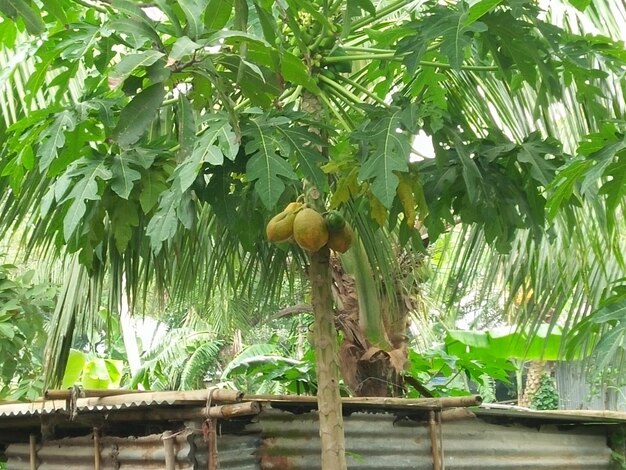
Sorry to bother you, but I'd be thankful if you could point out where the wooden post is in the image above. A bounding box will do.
[203,419,218,470]
[163,430,175,470]
[429,411,442,470]
[29,434,37,470]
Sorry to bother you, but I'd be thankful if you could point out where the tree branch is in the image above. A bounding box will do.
[269,303,313,321]
[403,374,434,398]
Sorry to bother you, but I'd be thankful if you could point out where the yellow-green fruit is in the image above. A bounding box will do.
[284,201,303,213]
[293,208,329,252]
[265,202,303,243]
[327,224,353,253]
[266,211,297,243]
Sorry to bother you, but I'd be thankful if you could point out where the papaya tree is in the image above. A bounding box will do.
[1,0,625,467]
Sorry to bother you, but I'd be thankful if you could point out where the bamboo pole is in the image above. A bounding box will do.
[247,394,482,409]
[74,402,261,422]
[163,431,175,470]
[93,427,101,470]
[44,388,244,403]
[29,434,37,470]
[429,411,442,470]
[204,401,260,419]
[44,389,148,400]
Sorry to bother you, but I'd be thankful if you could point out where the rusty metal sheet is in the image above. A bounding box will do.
[194,434,259,469]
[6,431,194,470]
[2,401,618,469]
[243,408,613,469]
[441,420,612,469]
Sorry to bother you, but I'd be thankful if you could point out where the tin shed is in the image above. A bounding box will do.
[0,389,622,469]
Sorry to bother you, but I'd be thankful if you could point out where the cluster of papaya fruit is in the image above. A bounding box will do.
[266,202,353,253]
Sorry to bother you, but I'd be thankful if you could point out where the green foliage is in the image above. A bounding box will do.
[447,326,564,361]
[0,0,624,386]
[353,106,412,208]
[567,282,626,372]
[130,319,223,390]
[404,335,515,398]
[221,342,318,395]
[610,426,626,470]
[530,374,559,410]
[0,264,56,400]
[61,349,124,390]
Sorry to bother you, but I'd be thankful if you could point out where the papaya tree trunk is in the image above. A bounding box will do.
[310,246,347,470]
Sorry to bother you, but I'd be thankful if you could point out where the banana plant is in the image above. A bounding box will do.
[1,0,625,466]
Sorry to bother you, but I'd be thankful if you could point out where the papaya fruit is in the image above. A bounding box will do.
[266,202,303,243]
[327,224,353,253]
[325,210,346,233]
[293,207,328,252]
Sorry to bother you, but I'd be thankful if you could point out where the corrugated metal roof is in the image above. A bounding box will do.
[476,403,626,423]
[0,390,238,418]
[2,390,626,424]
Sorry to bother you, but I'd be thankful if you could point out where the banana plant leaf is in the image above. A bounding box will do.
[446,324,572,361]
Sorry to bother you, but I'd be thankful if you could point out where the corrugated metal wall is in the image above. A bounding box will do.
[195,409,611,469]
[6,432,193,469]
[556,362,626,411]
[6,408,615,469]
[194,434,259,469]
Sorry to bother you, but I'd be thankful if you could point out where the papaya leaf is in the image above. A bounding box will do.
[171,112,237,193]
[37,110,76,172]
[110,198,139,252]
[146,189,179,253]
[355,108,410,208]
[40,0,68,24]
[517,133,561,187]
[466,0,504,24]
[399,3,486,72]
[599,154,626,232]
[422,4,487,70]
[396,173,416,227]
[0,0,45,35]
[546,159,592,219]
[449,130,483,204]
[275,126,327,191]
[110,152,143,199]
[55,23,99,61]
[112,84,166,147]
[59,158,112,241]
[139,170,168,214]
[245,118,298,209]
